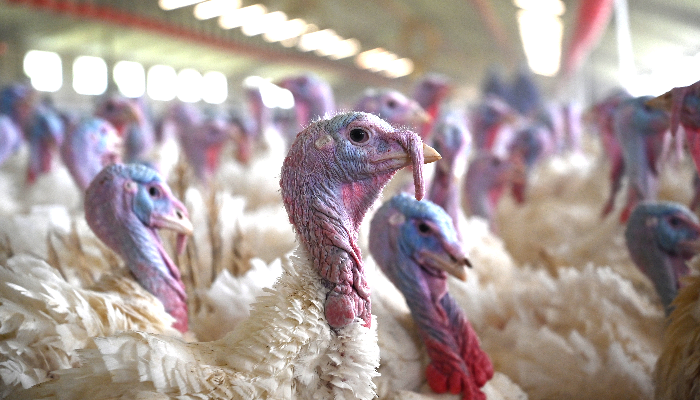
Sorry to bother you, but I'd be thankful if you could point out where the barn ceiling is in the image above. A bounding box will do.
[1,0,699,106]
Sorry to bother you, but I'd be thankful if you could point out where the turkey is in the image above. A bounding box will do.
[586,89,633,217]
[24,100,65,184]
[60,117,121,191]
[85,163,193,332]
[463,152,523,233]
[15,111,440,400]
[625,201,700,315]
[0,83,34,167]
[612,96,670,222]
[276,73,335,136]
[412,73,453,140]
[354,87,430,129]
[427,107,472,238]
[94,95,154,164]
[370,193,493,400]
[178,110,234,184]
[0,162,194,397]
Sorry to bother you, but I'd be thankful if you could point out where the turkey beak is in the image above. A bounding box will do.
[370,139,440,202]
[417,245,471,281]
[679,237,700,257]
[371,143,441,165]
[645,91,673,111]
[151,200,193,254]
[423,143,441,164]
[677,219,700,257]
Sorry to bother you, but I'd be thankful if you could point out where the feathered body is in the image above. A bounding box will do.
[0,255,181,398]
[654,274,700,400]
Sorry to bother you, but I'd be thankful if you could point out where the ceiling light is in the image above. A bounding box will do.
[202,71,228,104]
[23,50,62,92]
[514,0,565,16]
[218,4,267,29]
[147,65,177,101]
[177,68,203,103]
[263,18,308,43]
[356,48,397,71]
[313,32,345,56]
[73,56,108,96]
[298,29,340,52]
[243,75,267,87]
[159,0,205,11]
[517,10,563,76]
[383,58,414,78]
[327,39,361,60]
[194,0,242,20]
[241,11,287,36]
[113,61,145,98]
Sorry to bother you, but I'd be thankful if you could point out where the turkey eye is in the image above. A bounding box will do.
[349,128,369,143]
[149,186,160,197]
[418,222,431,234]
[387,99,398,109]
[669,216,682,227]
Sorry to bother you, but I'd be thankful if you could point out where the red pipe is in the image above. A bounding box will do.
[5,0,396,86]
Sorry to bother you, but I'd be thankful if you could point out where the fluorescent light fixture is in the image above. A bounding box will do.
[177,68,203,103]
[147,65,177,101]
[355,48,398,72]
[73,56,108,96]
[159,0,204,11]
[314,33,344,56]
[514,0,565,15]
[202,71,227,104]
[370,52,397,72]
[263,18,308,42]
[218,4,267,29]
[194,0,241,20]
[113,61,145,98]
[327,38,361,60]
[243,75,266,87]
[298,29,340,52]
[242,11,287,36]
[517,10,563,76]
[383,58,414,78]
[23,50,62,92]
[355,48,385,69]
